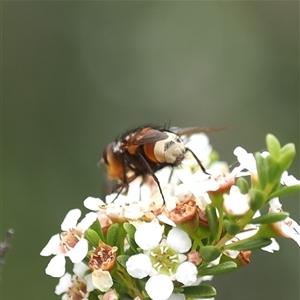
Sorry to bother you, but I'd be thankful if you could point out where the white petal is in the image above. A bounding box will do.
[83,197,105,211]
[84,273,95,292]
[92,269,113,292]
[45,254,66,277]
[167,228,191,253]
[281,172,300,186]
[73,261,89,277]
[69,238,88,263]
[157,214,176,227]
[175,262,197,286]
[55,273,72,295]
[233,147,257,174]
[126,254,152,279]
[123,203,145,219]
[145,274,173,300]
[40,234,61,256]
[261,238,280,253]
[77,212,98,231]
[223,186,250,216]
[61,209,81,231]
[223,249,239,259]
[135,222,163,250]
[269,198,282,211]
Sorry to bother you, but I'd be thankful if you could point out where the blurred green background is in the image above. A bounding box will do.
[2,2,299,300]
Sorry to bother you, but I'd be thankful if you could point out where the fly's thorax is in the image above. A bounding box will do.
[153,132,186,164]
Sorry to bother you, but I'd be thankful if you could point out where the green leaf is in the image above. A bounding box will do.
[255,152,268,190]
[106,223,126,250]
[199,261,237,276]
[266,134,281,159]
[88,291,102,300]
[84,229,101,248]
[123,223,136,239]
[183,285,217,298]
[223,220,241,235]
[266,155,282,184]
[117,255,129,269]
[200,246,221,262]
[127,236,139,254]
[226,238,272,251]
[268,184,300,200]
[250,212,289,224]
[280,143,295,156]
[279,145,296,172]
[236,177,249,194]
[205,204,218,239]
[249,188,265,211]
[89,218,105,243]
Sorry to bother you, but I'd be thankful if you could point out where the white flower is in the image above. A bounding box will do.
[40,209,97,277]
[55,262,94,299]
[233,147,300,188]
[84,195,153,221]
[126,223,195,300]
[269,198,300,246]
[233,147,257,176]
[223,185,250,216]
[224,224,280,258]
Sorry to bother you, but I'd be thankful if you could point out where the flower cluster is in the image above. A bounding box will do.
[41,133,300,300]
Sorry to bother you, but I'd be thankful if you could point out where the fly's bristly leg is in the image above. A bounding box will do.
[137,153,166,203]
[186,148,210,175]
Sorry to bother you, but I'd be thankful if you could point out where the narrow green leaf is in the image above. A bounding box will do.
[88,291,102,300]
[117,255,129,269]
[266,134,281,159]
[280,143,295,156]
[123,223,136,239]
[89,218,105,243]
[127,236,139,254]
[236,177,249,194]
[279,147,296,173]
[84,229,100,248]
[268,184,300,200]
[255,152,268,190]
[106,223,126,250]
[250,212,289,224]
[205,204,218,238]
[266,156,282,184]
[200,246,221,262]
[226,238,272,251]
[249,188,265,211]
[183,285,217,298]
[199,261,237,276]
